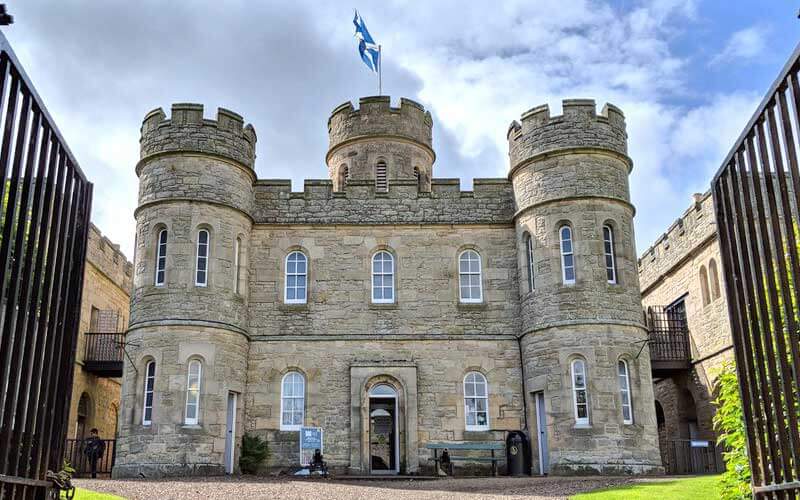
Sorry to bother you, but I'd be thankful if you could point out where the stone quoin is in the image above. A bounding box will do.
[114,96,662,478]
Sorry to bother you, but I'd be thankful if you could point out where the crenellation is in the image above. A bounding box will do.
[508,99,628,170]
[140,103,257,169]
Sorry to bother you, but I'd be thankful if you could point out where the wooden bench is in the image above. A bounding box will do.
[425,442,505,476]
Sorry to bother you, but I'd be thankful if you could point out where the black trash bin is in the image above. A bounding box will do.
[506,431,531,476]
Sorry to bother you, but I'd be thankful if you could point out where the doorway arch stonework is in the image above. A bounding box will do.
[349,364,418,475]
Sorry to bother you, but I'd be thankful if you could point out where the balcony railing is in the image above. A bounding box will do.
[83,310,124,377]
[645,306,691,376]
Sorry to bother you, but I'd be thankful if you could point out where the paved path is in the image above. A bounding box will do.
[76,476,635,499]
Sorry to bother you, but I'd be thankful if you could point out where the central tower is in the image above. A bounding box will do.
[326,96,434,192]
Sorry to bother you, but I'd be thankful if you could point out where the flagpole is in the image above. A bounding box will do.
[378,44,382,95]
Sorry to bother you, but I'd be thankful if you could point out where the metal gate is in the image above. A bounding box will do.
[0,29,93,499]
[712,43,800,498]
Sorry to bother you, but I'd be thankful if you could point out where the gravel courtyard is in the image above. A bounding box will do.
[75,476,636,499]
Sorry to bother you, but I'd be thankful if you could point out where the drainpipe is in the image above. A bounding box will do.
[517,334,529,431]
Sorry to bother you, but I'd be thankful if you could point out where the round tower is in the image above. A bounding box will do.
[114,104,256,478]
[326,96,434,192]
[508,100,661,474]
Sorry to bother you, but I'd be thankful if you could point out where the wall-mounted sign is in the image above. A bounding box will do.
[300,426,323,465]
[690,440,710,448]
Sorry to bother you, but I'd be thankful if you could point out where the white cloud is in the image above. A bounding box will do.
[711,26,768,65]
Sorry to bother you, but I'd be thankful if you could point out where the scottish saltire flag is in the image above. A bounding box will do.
[353,10,379,72]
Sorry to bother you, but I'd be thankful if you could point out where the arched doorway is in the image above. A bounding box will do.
[654,400,668,470]
[76,393,91,439]
[369,384,398,474]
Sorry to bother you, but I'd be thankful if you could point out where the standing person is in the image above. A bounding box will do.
[83,428,105,479]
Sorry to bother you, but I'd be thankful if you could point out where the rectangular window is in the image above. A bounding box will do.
[195,230,209,287]
[603,225,617,284]
[572,360,589,425]
[185,361,201,425]
[155,230,167,286]
[372,251,395,303]
[560,226,575,285]
[618,361,633,424]
[143,361,155,426]
[464,372,489,431]
[526,234,535,292]
[285,252,308,304]
[234,237,241,294]
[459,250,483,303]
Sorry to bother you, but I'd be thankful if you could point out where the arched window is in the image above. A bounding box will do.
[458,250,483,303]
[699,265,710,306]
[143,361,156,426]
[195,229,209,287]
[571,359,589,425]
[618,360,633,424]
[603,225,617,284]
[464,372,489,431]
[234,237,242,294]
[184,360,202,425]
[281,371,305,431]
[372,251,395,303]
[709,259,721,300]
[375,160,388,193]
[560,226,575,285]
[76,393,91,438]
[154,229,167,286]
[525,232,535,292]
[285,251,307,304]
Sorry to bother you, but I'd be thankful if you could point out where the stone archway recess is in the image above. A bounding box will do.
[349,364,418,475]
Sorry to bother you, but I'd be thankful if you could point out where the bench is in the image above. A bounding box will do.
[425,442,505,477]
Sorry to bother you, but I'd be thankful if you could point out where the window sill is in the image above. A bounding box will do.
[369,302,398,310]
[464,427,490,433]
[280,427,302,432]
[280,303,309,312]
[181,424,202,430]
[457,302,487,310]
[573,423,592,429]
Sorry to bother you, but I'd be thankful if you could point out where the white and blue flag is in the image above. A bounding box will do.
[353,10,379,73]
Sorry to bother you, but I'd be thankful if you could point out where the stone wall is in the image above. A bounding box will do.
[67,223,132,440]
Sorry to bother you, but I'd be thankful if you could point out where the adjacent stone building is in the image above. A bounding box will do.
[114,96,662,478]
[68,223,133,441]
[637,191,732,470]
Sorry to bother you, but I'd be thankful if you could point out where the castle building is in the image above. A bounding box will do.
[67,223,132,450]
[114,97,662,478]
[637,192,734,472]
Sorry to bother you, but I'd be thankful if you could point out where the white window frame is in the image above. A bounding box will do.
[184,360,202,425]
[195,229,209,287]
[154,229,167,286]
[618,360,633,424]
[560,226,576,285]
[284,251,308,304]
[525,232,535,292]
[280,371,305,431]
[142,361,155,426]
[371,250,395,303]
[458,250,483,303]
[571,359,589,426]
[603,225,617,284]
[234,237,242,294]
[464,372,490,431]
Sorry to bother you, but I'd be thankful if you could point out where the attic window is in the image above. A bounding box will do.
[375,161,388,193]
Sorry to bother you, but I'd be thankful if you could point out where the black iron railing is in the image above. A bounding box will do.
[645,306,691,364]
[712,41,800,498]
[83,332,124,375]
[62,439,116,477]
[0,29,93,499]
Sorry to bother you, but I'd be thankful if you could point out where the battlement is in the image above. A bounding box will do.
[507,99,628,170]
[86,222,133,292]
[140,103,257,169]
[327,96,433,153]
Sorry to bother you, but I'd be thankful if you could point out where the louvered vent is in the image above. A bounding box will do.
[375,162,388,192]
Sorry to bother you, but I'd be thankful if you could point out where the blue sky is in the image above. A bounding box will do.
[3,1,799,257]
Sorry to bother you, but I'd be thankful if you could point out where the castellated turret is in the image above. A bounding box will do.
[509,99,661,473]
[115,104,255,478]
[327,96,434,192]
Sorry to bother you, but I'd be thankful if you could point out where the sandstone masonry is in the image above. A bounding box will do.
[115,96,662,478]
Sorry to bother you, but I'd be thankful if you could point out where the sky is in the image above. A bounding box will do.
[2,1,799,259]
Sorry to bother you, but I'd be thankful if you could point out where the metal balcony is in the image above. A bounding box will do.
[645,305,691,377]
[82,310,124,377]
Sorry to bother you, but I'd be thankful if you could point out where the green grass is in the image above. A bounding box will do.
[62,487,125,500]
[571,474,722,500]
